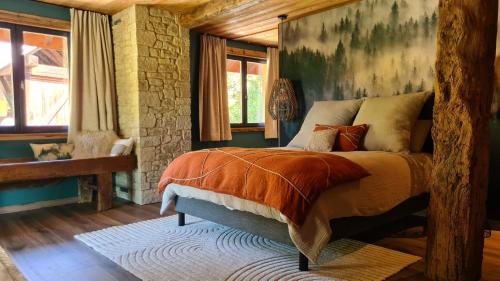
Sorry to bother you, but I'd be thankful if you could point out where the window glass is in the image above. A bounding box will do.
[246,61,265,124]
[0,28,15,127]
[23,31,69,126]
[227,59,243,124]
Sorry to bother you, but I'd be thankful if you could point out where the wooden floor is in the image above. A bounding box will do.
[0,199,499,281]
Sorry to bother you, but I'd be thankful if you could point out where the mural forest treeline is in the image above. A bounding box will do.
[281,0,438,102]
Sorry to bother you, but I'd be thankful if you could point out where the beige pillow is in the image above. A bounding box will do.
[30,143,74,161]
[353,92,431,153]
[304,128,339,152]
[110,138,134,156]
[71,130,119,159]
[411,120,432,152]
[288,99,364,148]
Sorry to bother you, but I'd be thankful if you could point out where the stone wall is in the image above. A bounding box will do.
[112,5,191,204]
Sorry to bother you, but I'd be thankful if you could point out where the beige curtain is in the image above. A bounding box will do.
[68,9,117,142]
[265,47,279,139]
[199,35,232,141]
[68,9,117,203]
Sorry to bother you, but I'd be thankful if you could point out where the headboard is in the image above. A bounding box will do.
[420,93,435,154]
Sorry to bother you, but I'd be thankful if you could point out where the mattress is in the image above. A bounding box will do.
[160,150,432,262]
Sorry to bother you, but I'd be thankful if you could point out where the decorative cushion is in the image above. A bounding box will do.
[410,120,432,153]
[314,124,368,151]
[353,91,431,153]
[30,143,74,161]
[304,128,339,152]
[71,130,119,159]
[287,99,364,148]
[110,138,134,156]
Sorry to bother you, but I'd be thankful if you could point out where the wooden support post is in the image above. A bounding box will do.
[426,1,498,280]
[178,212,185,226]
[299,252,309,271]
[97,173,113,212]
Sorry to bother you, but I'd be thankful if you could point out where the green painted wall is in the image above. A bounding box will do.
[0,0,76,208]
[0,140,78,207]
[0,0,70,21]
[190,31,277,150]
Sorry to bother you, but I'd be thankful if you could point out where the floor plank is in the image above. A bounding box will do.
[0,200,498,281]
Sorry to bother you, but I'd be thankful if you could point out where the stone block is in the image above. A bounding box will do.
[149,78,164,86]
[141,113,156,128]
[134,6,149,22]
[138,79,148,90]
[142,92,160,106]
[143,57,158,72]
[141,147,156,162]
[139,31,156,47]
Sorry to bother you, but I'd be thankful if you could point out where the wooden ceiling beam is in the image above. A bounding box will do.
[204,17,278,39]
[192,0,288,31]
[36,0,361,45]
[187,0,360,45]
[180,0,268,28]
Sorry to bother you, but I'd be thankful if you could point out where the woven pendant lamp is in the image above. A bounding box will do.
[268,14,298,146]
[268,78,297,121]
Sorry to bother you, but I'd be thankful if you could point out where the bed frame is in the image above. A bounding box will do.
[175,193,429,271]
[173,95,434,271]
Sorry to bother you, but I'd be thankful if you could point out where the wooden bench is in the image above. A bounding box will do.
[0,155,137,211]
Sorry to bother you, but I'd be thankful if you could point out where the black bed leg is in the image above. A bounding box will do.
[299,252,309,271]
[178,212,185,226]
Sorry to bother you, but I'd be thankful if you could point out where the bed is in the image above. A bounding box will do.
[159,92,434,271]
[159,150,432,271]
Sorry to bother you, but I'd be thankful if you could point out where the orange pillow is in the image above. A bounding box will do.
[314,124,368,151]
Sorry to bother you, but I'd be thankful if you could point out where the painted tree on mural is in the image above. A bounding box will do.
[282,0,438,101]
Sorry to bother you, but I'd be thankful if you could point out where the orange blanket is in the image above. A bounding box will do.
[158,148,369,226]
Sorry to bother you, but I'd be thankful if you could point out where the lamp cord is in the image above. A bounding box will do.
[277,14,287,147]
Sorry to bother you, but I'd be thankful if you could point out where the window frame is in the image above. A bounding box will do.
[0,21,70,134]
[227,55,266,128]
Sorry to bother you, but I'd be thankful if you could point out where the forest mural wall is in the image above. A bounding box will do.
[280,0,438,143]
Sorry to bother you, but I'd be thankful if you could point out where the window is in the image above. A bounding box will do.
[0,22,70,133]
[226,55,266,127]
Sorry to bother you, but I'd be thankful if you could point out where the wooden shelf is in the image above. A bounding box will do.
[0,133,68,141]
[227,47,267,59]
[231,127,265,133]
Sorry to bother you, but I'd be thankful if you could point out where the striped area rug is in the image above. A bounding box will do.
[0,246,25,281]
[75,215,420,281]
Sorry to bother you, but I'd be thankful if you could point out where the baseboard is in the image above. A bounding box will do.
[0,197,78,214]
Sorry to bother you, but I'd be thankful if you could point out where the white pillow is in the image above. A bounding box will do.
[71,130,119,159]
[287,99,364,148]
[304,128,339,152]
[353,92,431,153]
[110,138,134,156]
